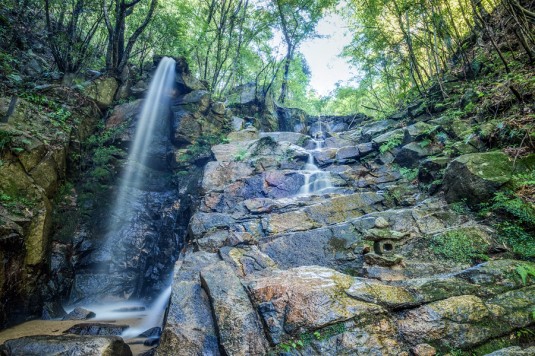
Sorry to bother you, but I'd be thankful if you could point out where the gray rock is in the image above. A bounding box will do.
[62,307,96,321]
[63,323,129,336]
[485,346,535,355]
[395,142,435,168]
[357,142,375,156]
[442,151,514,205]
[259,132,308,146]
[360,120,396,142]
[2,335,132,356]
[211,102,226,115]
[158,281,220,356]
[324,137,353,149]
[41,302,67,320]
[405,122,438,141]
[200,261,268,355]
[336,146,360,162]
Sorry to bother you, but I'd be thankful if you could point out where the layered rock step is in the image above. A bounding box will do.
[160,126,534,355]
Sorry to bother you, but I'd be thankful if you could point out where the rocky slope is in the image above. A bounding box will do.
[157,106,535,355]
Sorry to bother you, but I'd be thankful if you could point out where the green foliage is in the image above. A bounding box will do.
[234,148,248,162]
[273,323,347,354]
[399,167,418,181]
[478,174,535,258]
[0,129,13,150]
[515,264,535,285]
[379,136,403,154]
[431,229,489,264]
[0,192,36,215]
[449,200,470,214]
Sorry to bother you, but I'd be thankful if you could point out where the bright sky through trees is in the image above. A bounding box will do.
[301,13,356,96]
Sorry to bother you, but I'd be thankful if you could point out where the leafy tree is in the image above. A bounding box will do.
[44,0,103,73]
[271,0,336,104]
[102,0,158,76]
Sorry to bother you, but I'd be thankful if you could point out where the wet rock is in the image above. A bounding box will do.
[62,307,96,320]
[41,301,67,320]
[1,335,132,356]
[138,327,161,338]
[313,148,337,166]
[259,132,308,146]
[200,261,268,355]
[246,266,384,343]
[143,337,160,347]
[64,323,129,336]
[158,254,220,356]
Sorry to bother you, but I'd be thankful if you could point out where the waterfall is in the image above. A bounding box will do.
[298,138,334,195]
[70,57,177,336]
[111,57,176,217]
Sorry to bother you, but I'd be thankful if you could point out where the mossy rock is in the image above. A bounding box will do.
[442,151,514,205]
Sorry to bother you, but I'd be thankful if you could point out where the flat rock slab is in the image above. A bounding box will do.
[1,335,132,356]
[246,266,384,343]
[200,261,268,356]
[64,323,129,336]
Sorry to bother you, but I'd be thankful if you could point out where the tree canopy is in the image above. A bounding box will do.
[2,0,534,115]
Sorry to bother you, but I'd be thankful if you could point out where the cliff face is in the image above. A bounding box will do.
[0,88,100,328]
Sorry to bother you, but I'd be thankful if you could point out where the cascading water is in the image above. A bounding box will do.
[121,285,172,338]
[298,137,335,195]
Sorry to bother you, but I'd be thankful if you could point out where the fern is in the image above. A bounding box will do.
[515,264,535,285]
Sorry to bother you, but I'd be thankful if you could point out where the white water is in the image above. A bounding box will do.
[298,138,334,195]
[111,57,176,218]
[121,285,172,338]
[75,57,176,338]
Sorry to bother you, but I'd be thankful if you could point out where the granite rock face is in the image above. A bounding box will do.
[159,112,534,355]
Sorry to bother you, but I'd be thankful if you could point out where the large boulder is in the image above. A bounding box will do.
[158,253,221,355]
[83,76,118,109]
[442,151,514,204]
[200,261,268,355]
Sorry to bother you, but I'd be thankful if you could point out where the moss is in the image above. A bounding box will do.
[430,227,491,264]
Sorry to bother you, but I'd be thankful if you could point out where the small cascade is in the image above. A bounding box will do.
[298,138,335,195]
[121,285,172,339]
